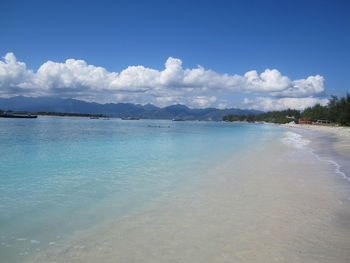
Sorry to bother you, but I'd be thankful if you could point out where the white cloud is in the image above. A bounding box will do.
[36,59,119,94]
[243,96,329,111]
[110,65,158,91]
[0,53,35,96]
[271,75,325,97]
[0,52,326,108]
[243,69,291,92]
[190,96,217,108]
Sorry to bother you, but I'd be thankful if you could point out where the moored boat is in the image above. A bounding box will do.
[0,112,37,118]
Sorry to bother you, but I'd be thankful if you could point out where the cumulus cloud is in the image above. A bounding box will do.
[0,53,35,96]
[0,52,326,109]
[36,59,118,92]
[271,75,325,97]
[243,96,329,111]
[242,69,291,92]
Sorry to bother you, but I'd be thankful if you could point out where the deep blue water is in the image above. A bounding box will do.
[0,117,282,262]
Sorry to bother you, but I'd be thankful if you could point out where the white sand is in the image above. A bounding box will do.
[282,123,350,138]
[282,123,350,158]
[26,137,350,263]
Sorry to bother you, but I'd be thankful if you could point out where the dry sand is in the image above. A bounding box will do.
[27,135,350,263]
[282,124,350,138]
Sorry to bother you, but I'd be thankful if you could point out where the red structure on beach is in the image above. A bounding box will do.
[299,120,313,124]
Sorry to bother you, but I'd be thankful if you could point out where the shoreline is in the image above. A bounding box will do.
[281,123,350,140]
[281,123,350,155]
[281,123,350,179]
[26,131,350,263]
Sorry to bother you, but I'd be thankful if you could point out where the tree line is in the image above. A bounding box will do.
[223,94,350,126]
[0,110,104,118]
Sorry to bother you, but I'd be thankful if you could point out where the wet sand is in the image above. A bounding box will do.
[282,123,350,177]
[282,124,350,158]
[27,134,350,263]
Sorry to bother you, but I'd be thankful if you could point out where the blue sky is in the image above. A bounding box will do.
[0,0,349,110]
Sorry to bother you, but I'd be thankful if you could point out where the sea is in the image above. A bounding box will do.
[0,117,349,263]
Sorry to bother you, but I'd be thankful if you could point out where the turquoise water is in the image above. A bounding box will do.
[0,117,282,262]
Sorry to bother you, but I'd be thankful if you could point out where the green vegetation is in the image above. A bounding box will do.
[0,110,104,118]
[302,95,350,126]
[223,109,300,124]
[223,94,350,126]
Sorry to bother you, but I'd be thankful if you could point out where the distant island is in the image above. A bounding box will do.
[2,95,349,125]
[0,96,261,121]
[0,110,104,118]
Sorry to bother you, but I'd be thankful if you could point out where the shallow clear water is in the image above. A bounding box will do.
[0,117,282,262]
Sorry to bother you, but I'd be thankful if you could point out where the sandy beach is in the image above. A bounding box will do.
[282,124,350,137]
[282,124,350,157]
[26,128,350,263]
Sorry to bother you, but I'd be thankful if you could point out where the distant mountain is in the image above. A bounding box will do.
[0,96,262,121]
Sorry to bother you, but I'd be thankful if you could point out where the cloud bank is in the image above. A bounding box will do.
[243,97,329,111]
[0,52,328,110]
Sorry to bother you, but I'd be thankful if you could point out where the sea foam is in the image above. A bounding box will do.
[282,131,349,181]
[281,131,310,149]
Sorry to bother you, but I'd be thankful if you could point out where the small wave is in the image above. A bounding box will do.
[282,131,349,181]
[313,154,350,182]
[281,131,310,149]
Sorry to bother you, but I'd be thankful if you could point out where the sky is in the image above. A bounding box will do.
[0,0,349,110]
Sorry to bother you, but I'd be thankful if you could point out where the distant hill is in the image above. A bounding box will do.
[0,96,262,121]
